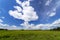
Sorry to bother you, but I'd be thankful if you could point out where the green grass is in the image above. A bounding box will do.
[0,30,60,40]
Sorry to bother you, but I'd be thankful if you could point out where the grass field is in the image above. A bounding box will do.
[0,30,60,40]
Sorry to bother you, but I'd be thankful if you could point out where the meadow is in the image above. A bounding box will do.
[0,30,60,40]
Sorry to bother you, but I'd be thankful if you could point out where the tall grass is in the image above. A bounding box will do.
[0,30,60,40]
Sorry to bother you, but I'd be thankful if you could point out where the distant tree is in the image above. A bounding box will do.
[21,29,24,31]
[50,27,60,31]
[0,29,8,31]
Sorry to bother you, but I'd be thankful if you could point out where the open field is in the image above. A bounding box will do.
[0,30,60,40]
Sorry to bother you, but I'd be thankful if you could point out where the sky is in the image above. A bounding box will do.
[0,0,60,30]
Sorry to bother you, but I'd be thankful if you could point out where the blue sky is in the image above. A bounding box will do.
[0,0,60,30]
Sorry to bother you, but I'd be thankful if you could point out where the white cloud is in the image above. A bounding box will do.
[8,0,60,30]
[0,23,22,30]
[52,19,60,26]
[46,0,60,17]
[45,0,52,6]
[38,19,60,29]
[0,19,3,23]
[48,11,56,17]
[9,0,38,22]
[9,0,38,30]
[45,0,60,20]
[14,6,22,12]
[47,7,56,17]
[21,21,35,30]
[0,19,60,30]
[21,19,60,30]
[16,0,22,5]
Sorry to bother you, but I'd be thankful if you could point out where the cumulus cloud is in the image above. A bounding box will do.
[9,0,38,30]
[21,21,35,30]
[52,19,60,26]
[9,0,38,22]
[21,18,60,30]
[0,23,22,30]
[0,19,60,30]
[8,0,60,30]
[36,19,60,30]
[16,0,22,5]
[0,19,21,30]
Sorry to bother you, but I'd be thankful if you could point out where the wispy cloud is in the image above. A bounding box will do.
[0,19,3,23]
[47,8,56,17]
[46,0,60,18]
[7,0,60,30]
[45,0,52,6]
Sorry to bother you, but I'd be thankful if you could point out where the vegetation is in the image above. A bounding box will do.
[50,27,60,31]
[0,29,8,31]
[0,30,60,40]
